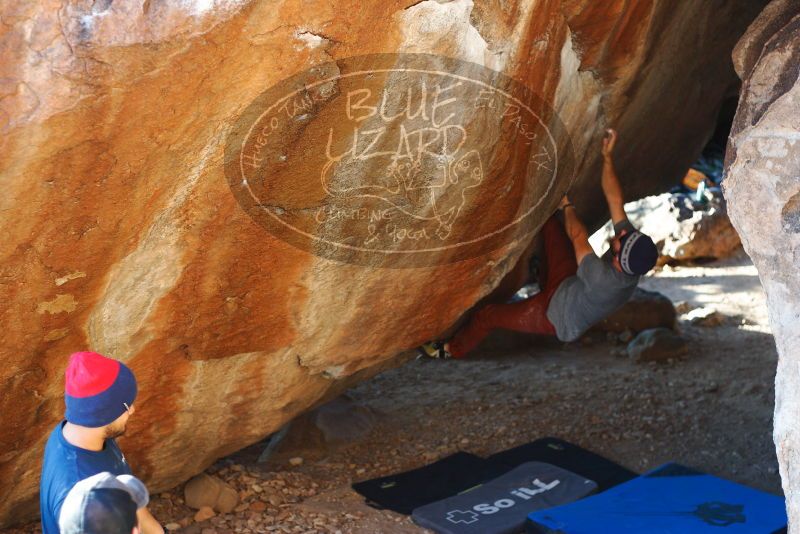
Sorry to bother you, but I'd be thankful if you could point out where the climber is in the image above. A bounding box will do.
[58,472,149,534]
[39,351,164,534]
[419,128,658,359]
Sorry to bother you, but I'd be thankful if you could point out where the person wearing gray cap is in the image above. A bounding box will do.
[58,471,149,534]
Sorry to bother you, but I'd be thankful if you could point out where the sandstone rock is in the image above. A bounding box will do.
[216,484,239,514]
[249,501,267,512]
[662,203,742,263]
[724,0,800,526]
[596,288,676,333]
[627,328,689,363]
[732,0,800,79]
[684,307,726,327]
[185,474,221,510]
[0,0,769,524]
[289,457,304,467]
[193,506,215,523]
[184,473,239,513]
[262,488,284,506]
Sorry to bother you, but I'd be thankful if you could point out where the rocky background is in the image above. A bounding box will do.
[0,0,769,526]
[724,0,800,525]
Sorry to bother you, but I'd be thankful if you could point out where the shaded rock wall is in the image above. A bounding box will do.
[724,0,800,526]
[0,0,766,525]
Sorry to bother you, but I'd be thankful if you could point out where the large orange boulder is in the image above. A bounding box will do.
[0,0,766,525]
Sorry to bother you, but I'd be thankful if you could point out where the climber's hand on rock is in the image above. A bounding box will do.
[602,128,617,160]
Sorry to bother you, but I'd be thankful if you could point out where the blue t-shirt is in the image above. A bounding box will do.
[40,420,131,534]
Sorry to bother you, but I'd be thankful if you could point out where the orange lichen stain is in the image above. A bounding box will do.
[44,328,70,341]
[559,0,655,81]
[120,342,194,483]
[515,0,570,105]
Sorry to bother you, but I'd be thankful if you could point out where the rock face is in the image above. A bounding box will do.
[0,0,767,525]
[723,0,800,526]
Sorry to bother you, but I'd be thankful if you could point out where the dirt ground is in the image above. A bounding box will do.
[5,249,782,533]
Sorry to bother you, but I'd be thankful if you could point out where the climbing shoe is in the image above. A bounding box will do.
[418,341,452,359]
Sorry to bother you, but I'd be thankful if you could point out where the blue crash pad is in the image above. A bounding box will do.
[527,463,787,533]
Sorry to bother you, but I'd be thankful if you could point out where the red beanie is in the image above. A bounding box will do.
[64,351,137,428]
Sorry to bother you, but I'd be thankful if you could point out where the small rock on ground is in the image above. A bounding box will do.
[685,307,726,327]
[627,327,689,363]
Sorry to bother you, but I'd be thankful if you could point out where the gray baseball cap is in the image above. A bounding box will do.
[58,472,149,534]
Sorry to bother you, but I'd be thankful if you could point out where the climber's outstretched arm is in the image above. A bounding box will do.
[601,128,628,226]
[559,195,594,265]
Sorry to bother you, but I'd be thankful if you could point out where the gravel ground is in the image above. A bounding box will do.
[4,251,781,533]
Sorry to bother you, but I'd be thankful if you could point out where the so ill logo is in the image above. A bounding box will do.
[445,478,561,525]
